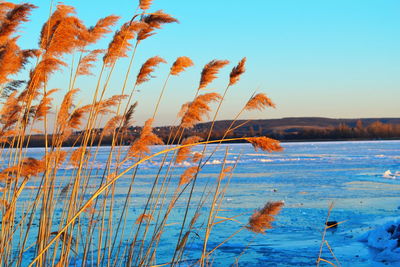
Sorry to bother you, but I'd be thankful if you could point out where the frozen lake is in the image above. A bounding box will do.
[7,140,400,266]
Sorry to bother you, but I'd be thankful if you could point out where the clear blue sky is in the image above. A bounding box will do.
[13,0,400,126]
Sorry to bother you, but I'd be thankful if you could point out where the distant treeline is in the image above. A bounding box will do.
[272,120,400,141]
[13,117,400,147]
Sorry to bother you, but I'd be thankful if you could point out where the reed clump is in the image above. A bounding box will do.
[0,1,285,266]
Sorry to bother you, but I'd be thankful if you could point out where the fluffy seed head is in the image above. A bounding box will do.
[245,93,275,111]
[245,137,283,153]
[229,57,246,86]
[179,166,198,186]
[247,201,284,233]
[179,93,221,128]
[199,59,229,89]
[176,136,202,164]
[170,56,194,76]
[136,56,166,85]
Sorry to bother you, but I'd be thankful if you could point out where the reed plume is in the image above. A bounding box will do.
[220,166,233,180]
[0,2,16,19]
[77,49,104,76]
[70,147,90,168]
[137,10,178,41]
[179,92,222,128]
[136,56,166,85]
[67,105,91,130]
[229,57,246,86]
[179,166,198,186]
[102,115,123,136]
[33,88,58,121]
[247,201,284,233]
[0,91,21,130]
[199,59,229,90]
[39,5,85,57]
[170,56,194,76]
[83,15,120,45]
[43,150,67,168]
[135,213,154,224]
[1,79,26,98]
[0,3,37,45]
[103,21,147,66]
[23,56,67,98]
[56,89,79,127]
[192,152,203,163]
[244,93,276,111]
[0,38,38,85]
[95,94,128,115]
[0,157,45,180]
[139,0,153,10]
[123,102,138,130]
[245,137,283,152]
[176,136,202,164]
[127,118,164,158]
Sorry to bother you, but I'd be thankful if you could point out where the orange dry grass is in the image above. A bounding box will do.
[248,201,284,233]
[137,10,178,41]
[0,3,37,45]
[179,93,222,128]
[77,49,104,76]
[103,21,147,66]
[179,166,198,186]
[176,136,202,164]
[139,0,153,10]
[245,93,276,111]
[127,118,164,158]
[34,89,58,121]
[69,147,90,168]
[170,56,194,76]
[229,57,246,86]
[136,56,166,85]
[245,137,283,153]
[199,59,229,89]
[135,213,154,224]
[0,38,38,84]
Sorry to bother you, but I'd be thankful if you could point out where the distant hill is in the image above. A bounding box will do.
[150,117,400,142]
[22,117,400,147]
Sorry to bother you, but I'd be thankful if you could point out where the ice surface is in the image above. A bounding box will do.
[2,140,400,266]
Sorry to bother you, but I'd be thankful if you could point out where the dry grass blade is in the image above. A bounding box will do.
[247,201,284,233]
